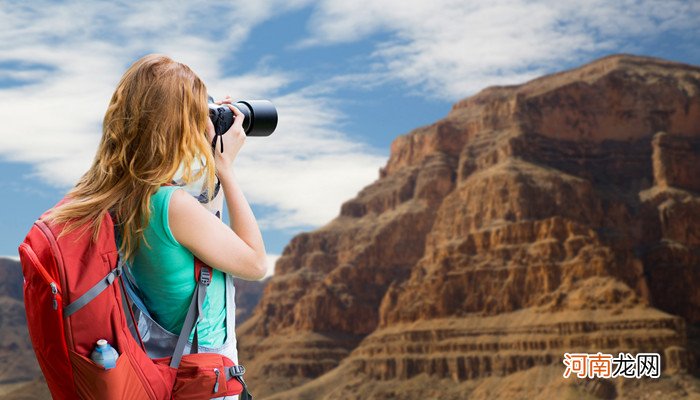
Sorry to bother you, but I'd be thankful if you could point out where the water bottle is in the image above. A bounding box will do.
[91,339,119,369]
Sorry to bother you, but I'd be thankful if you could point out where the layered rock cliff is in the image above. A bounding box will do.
[234,278,268,325]
[0,257,43,385]
[238,54,700,399]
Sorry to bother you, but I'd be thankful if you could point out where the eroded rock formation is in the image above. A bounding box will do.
[239,54,700,399]
[0,257,44,385]
[234,278,268,325]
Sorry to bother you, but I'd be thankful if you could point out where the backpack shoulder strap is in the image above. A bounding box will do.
[169,258,212,368]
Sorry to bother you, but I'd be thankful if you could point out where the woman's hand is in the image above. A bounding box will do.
[206,95,246,178]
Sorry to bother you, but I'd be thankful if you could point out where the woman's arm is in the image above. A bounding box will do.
[169,182,268,280]
[218,168,268,276]
[168,100,267,280]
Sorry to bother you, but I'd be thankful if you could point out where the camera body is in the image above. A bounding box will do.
[207,96,278,137]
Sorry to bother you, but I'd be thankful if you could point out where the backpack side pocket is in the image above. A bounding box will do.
[69,348,151,400]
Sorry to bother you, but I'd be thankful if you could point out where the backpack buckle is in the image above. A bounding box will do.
[106,265,123,285]
[199,268,211,286]
[228,365,246,378]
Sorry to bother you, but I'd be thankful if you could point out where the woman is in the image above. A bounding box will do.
[44,54,267,399]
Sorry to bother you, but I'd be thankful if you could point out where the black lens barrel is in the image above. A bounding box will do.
[207,96,277,137]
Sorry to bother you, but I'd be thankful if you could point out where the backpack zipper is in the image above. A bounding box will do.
[50,282,59,310]
[213,368,220,393]
[34,219,80,356]
[19,242,63,310]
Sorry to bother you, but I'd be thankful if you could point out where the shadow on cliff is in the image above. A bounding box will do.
[238,54,700,400]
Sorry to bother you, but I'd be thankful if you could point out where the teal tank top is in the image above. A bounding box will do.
[123,185,226,347]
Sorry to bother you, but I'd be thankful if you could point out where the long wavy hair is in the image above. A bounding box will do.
[43,54,216,262]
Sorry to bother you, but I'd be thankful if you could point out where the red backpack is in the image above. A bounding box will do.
[17,196,252,400]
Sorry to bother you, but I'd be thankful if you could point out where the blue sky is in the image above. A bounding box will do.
[1,1,699,275]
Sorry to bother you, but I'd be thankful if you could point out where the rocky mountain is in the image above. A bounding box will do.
[237,54,700,399]
[0,257,43,386]
[235,278,269,325]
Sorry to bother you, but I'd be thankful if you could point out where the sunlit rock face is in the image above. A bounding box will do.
[238,54,700,399]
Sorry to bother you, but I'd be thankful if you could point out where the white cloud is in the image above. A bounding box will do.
[265,254,280,278]
[299,0,700,99]
[232,88,387,228]
[1,0,698,232]
[0,1,386,231]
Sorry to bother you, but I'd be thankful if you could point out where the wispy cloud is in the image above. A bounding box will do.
[1,0,698,232]
[298,0,700,99]
[0,1,386,231]
[265,254,280,278]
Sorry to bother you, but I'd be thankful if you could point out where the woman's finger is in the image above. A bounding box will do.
[227,104,245,130]
[228,104,241,115]
[216,95,233,105]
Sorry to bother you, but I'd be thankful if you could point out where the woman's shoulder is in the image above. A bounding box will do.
[151,185,188,211]
[167,186,207,228]
[167,186,198,211]
[154,184,183,197]
[148,185,190,247]
[167,185,222,250]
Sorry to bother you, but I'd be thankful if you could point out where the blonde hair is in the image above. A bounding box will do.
[44,54,216,262]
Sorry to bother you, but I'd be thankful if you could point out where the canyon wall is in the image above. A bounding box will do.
[238,54,700,399]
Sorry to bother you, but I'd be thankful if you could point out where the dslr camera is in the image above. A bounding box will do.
[207,95,277,141]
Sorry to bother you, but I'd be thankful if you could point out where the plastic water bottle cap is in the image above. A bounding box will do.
[96,339,108,347]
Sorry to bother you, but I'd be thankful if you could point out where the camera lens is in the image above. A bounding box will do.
[207,96,278,137]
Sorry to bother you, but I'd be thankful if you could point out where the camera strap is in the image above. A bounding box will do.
[210,109,227,154]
